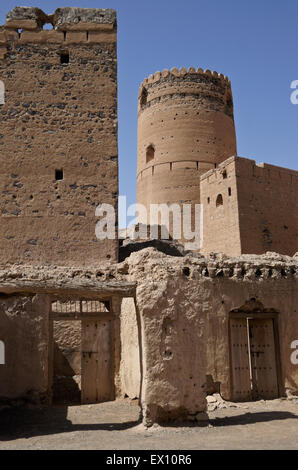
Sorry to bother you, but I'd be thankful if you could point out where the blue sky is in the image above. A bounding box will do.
[1,1,297,211]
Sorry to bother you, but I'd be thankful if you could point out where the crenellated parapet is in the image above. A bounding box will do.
[5,6,116,30]
[5,7,49,30]
[139,67,231,90]
[52,7,116,30]
[138,67,233,120]
[0,6,117,58]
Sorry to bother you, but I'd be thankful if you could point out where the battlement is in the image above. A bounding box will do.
[5,6,116,30]
[137,66,234,119]
[201,155,298,185]
[0,7,117,57]
[0,28,115,49]
[139,67,231,93]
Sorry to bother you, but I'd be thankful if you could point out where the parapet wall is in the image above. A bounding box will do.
[138,67,233,117]
[5,6,116,29]
[202,156,298,188]
[0,7,116,59]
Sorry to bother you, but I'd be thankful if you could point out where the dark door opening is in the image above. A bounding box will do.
[52,319,81,405]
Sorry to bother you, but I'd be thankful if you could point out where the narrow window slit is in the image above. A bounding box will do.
[60,50,69,64]
[55,169,63,181]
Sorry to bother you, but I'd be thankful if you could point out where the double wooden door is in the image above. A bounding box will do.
[230,316,279,401]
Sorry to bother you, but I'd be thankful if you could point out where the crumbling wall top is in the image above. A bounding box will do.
[5,6,48,30]
[6,6,48,24]
[53,7,116,29]
[124,248,298,284]
[5,6,116,31]
[1,249,296,289]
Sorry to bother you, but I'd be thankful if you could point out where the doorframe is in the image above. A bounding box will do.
[48,295,115,405]
[228,310,283,401]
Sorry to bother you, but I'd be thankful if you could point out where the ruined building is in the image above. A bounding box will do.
[0,7,297,427]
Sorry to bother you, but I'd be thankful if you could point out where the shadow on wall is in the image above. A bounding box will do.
[119,238,187,262]
[52,342,81,405]
[205,375,221,395]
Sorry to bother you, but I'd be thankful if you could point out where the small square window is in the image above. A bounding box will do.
[55,169,63,180]
[60,52,69,64]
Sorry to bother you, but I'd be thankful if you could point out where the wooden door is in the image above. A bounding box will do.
[230,317,252,401]
[248,318,278,400]
[81,319,114,404]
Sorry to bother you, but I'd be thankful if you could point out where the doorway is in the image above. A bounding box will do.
[81,318,113,404]
[49,298,115,405]
[229,314,280,401]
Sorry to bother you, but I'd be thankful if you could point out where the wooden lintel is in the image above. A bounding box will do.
[0,279,136,298]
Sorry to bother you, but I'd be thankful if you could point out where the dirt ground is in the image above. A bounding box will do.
[0,398,297,450]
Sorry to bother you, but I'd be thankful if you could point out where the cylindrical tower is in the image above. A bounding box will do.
[136,67,237,243]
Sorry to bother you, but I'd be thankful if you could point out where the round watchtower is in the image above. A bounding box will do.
[136,67,237,242]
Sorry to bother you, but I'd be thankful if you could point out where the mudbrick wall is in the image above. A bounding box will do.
[0,260,135,406]
[0,7,118,267]
[200,156,243,255]
[119,248,298,425]
[136,68,237,243]
[0,248,297,425]
[0,293,50,404]
[120,297,141,400]
[201,156,298,256]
